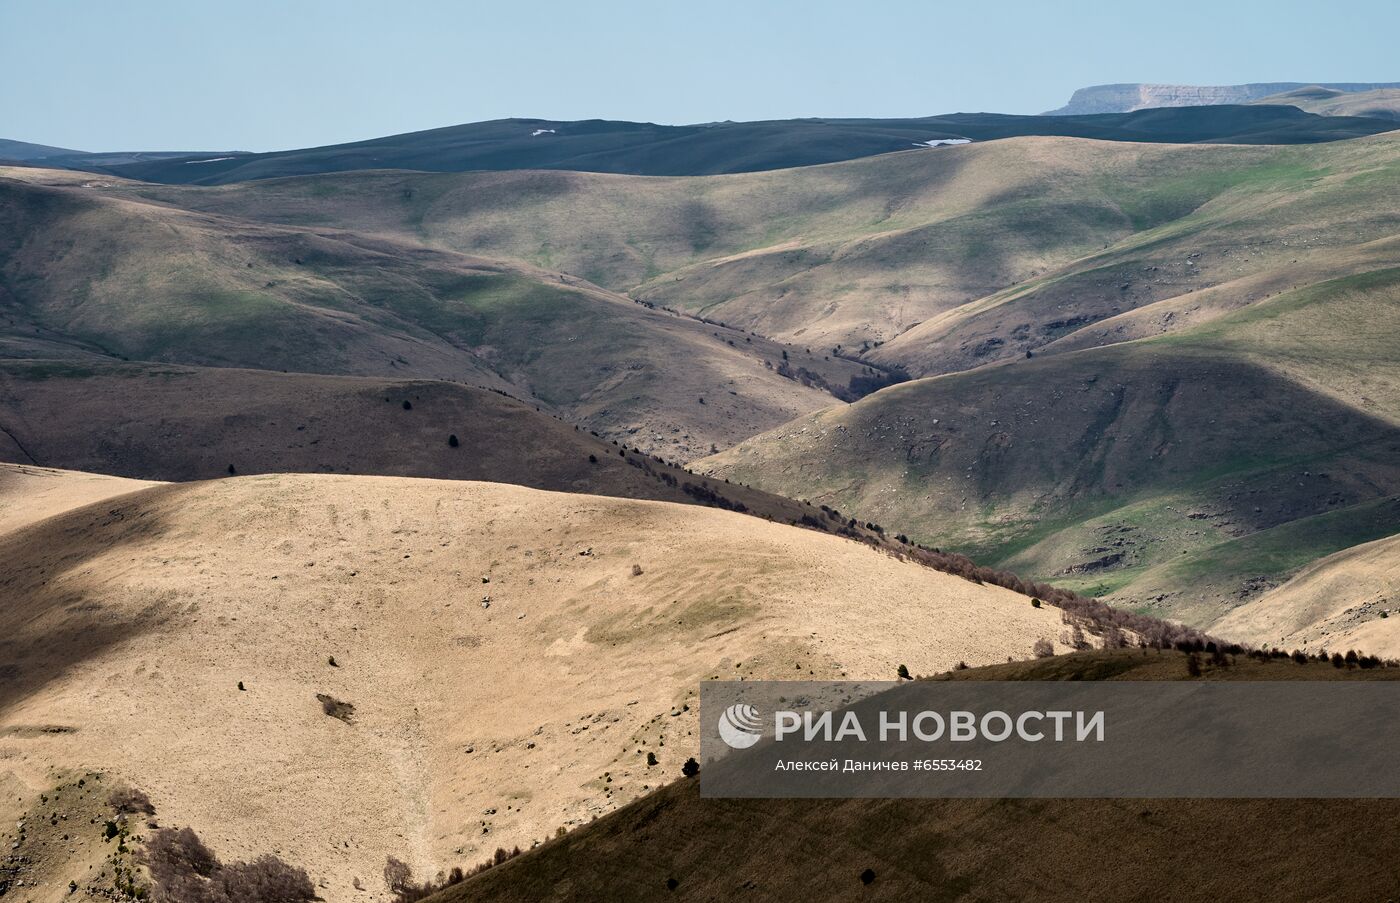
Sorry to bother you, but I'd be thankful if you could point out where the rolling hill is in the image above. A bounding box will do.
[0,138,87,162]
[116,132,1400,359]
[1252,86,1400,121]
[0,471,1067,901]
[432,649,1400,903]
[0,168,869,458]
[0,463,156,535]
[49,105,1394,187]
[1047,81,1400,114]
[697,271,1400,633]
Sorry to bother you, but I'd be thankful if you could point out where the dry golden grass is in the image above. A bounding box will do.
[0,464,156,536]
[0,471,1062,901]
[1215,532,1400,656]
[434,650,1400,903]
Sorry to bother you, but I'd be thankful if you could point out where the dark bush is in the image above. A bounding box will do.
[682,757,700,778]
[217,855,315,903]
[143,827,309,903]
[109,786,156,816]
[448,434,459,448]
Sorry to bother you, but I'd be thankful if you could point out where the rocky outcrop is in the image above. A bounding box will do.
[1047,82,1400,115]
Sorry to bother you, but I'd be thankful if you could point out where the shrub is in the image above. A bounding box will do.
[1032,638,1054,658]
[402,400,412,410]
[631,564,644,577]
[1031,598,1042,608]
[1186,653,1202,677]
[896,664,911,680]
[217,855,315,903]
[588,454,598,464]
[682,757,700,778]
[646,751,658,767]
[109,786,155,816]
[448,434,459,448]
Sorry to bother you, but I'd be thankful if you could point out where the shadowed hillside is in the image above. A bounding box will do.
[428,649,1400,903]
[699,333,1400,632]
[0,362,889,535]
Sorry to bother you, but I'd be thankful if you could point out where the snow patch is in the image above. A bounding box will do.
[914,138,972,148]
[531,129,556,136]
[182,156,237,164]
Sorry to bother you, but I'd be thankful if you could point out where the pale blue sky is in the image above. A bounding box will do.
[3,0,1397,152]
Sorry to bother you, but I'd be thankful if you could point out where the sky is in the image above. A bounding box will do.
[3,0,1398,152]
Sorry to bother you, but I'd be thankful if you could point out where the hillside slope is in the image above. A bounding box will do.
[0,361,908,546]
[118,132,1400,362]
[871,134,1400,377]
[0,473,1065,901]
[434,650,1400,903]
[1252,86,1400,121]
[0,463,156,536]
[698,288,1400,633]
[0,171,864,456]
[1214,532,1400,656]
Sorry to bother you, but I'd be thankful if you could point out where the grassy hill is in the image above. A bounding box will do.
[0,471,1067,900]
[697,288,1400,634]
[429,649,1400,903]
[1253,86,1400,121]
[118,132,1400,361]
[76,106,1395,187]
[872,135,1400,377]
[0,170,867,458]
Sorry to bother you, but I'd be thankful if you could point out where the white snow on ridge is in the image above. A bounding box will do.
[531,129,556,136]
[915,138,972,147]
[182,156,237,164]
